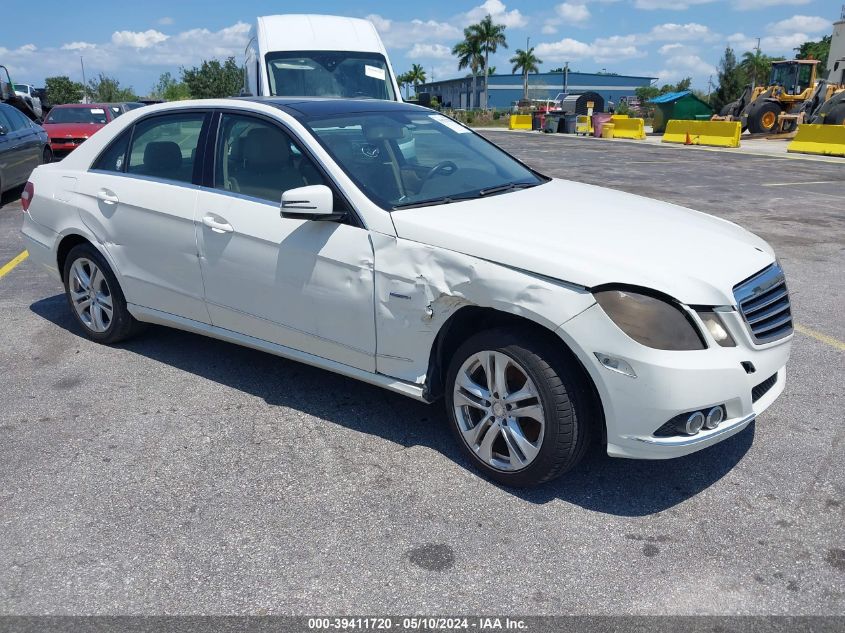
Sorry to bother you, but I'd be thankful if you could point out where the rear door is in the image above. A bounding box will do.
[75,110,212,323]
[0,106,29,187]
[6,107,41,175]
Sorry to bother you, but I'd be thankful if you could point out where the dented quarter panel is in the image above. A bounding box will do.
[371,233,595,383]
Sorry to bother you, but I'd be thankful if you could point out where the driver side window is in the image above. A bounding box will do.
[214,114,325,203]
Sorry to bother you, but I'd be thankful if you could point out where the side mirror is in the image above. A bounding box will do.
[281,185,340,220]
[0,124,7,136]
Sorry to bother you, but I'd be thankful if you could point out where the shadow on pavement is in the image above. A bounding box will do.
[31,293,753,517]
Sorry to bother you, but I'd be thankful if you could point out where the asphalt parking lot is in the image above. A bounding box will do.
[1,134,843,616]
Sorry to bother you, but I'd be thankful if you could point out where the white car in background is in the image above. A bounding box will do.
[13,83,43,119]
[20,98,792,487]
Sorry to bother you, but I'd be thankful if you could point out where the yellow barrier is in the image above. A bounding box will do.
[575,115,592,135]
[610,116,646,140]
[787,124,845,157]
[662,120,741,148]
[601,124,615,139]
[509,114,533,130]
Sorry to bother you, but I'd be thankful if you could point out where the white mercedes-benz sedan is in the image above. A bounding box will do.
[21,98,792,486]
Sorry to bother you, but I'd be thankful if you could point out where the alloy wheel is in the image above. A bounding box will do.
[69,258,114,333]
[452,350,545,472]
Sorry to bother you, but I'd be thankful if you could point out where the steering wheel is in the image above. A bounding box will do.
[421,160,458,184]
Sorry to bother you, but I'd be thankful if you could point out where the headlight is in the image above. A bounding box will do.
[594,289,705,351]
[696,310,736,347]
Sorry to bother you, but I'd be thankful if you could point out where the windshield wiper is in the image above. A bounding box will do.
[478,181,540,197]
[392,193,480,210]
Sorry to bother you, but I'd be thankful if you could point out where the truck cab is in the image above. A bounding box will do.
[243,14,403,101]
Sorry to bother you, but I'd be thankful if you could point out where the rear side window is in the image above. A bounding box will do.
[92,129,132,173]
[126,113,205,184]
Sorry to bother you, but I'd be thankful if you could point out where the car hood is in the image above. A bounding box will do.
[43,123,104,137]
[389,179,774,306]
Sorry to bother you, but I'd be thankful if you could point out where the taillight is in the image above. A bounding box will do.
[21,181,34,213]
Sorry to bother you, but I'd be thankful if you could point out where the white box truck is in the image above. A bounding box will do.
[243,14,404,101]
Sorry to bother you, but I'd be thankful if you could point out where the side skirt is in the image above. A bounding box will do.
[128,303,430,403]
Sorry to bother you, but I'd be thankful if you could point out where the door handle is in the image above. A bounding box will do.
[202,215,234,234]
[96,189,119,205]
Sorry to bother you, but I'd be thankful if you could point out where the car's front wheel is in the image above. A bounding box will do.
[63,243,142,344]
[445,328,593,487]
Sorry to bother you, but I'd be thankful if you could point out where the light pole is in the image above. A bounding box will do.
[564,61,569,95]
[80,56,88,103]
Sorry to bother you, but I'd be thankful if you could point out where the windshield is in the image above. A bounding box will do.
[265,51,396,100]
[13,84,29,94]
[46,107,109,124]
[305,111,545,209]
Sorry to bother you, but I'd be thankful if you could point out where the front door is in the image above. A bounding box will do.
[196,112,376,371]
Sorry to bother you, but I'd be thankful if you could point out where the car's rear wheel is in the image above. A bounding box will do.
[63,243,142,344]
[445,328,592,487]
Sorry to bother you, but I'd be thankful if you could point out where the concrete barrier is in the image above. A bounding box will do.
[610,116,646,140]
[509,115,533,130]
[662,120,741,148]
[787,124,845,158]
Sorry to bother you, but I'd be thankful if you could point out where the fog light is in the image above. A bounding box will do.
[704,406,724,429]
[677,411,705,436]
[594,353,636,378]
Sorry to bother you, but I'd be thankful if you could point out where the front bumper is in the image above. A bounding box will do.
[557,303,791,460]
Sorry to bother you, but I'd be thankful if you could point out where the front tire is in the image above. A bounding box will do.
[445,328,593,487]
[63,243,142,344]
[747,101,781,134]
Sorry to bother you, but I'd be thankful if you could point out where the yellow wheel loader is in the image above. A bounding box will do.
[807,58,845,126]
[718,59,820,134]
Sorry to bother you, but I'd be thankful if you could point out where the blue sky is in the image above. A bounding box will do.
[1,0,838,94]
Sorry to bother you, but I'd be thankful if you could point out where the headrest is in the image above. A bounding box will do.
[143,141,182,174]
[242,127,290,168]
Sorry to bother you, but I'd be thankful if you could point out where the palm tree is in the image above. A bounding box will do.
[468,14,508,109]
[406,64,427,96]
[510,47,542,100]
[396,71,412,99]
[452,32,484,109]
[740,50,774,89]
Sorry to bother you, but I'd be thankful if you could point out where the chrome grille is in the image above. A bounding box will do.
[733,263,793,344]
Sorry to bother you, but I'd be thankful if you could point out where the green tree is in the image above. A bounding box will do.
[453,32,484,109]
[152,71,192,101]
[406,63,427,94]
[181,57,242,99]
[673,77,692,92]
[635,85,661,103]
[795,36,831,65]
[740,50,780,88]
[509,47,542,100]
[711,47,747,113]
[44,75,84,105]
[467,14,508,109]
[85,73,138,102]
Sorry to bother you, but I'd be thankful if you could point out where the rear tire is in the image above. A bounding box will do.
[820,102,845,126]
[747,101,781,134]
[62,243,143,344]
[445,328,593,487]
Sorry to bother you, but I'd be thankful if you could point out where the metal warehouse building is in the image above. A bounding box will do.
[420,71,657,110]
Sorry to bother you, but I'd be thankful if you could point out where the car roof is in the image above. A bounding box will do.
[238,96,427,118]
[51,103,112,108]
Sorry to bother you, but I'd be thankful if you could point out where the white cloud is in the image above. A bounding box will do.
[556,3,591,24]
[158,17,174,26]
[111,29,169,48]
[463,0,528,28]
[366,14,461,49]
[635,0,717,10]
[648,23,717,42]
[535,38,594,60]
[734,0,810,10]
[766,15,831,35]
[654,54,717,85]
[408,43,454,59]
[61,41,96,51]
[535,35,644,62]
[542,22,559,35]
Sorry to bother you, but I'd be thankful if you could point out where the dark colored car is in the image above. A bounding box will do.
[106,102,146,119]
[42,103,116,157]
[0,102,50,196]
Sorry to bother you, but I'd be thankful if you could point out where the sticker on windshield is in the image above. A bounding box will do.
[429,114,470,134]
[364,65,386,81]
[90,108,105,114]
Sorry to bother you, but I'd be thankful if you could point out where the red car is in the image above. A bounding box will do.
[42,104,116,157]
